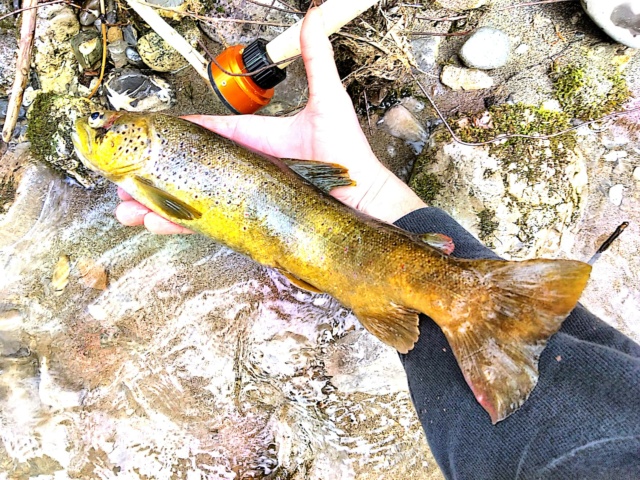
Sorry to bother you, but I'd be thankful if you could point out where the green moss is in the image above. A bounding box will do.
[477,208,499,245]
[410,172,443,204]
[553,64,630,120]
[26,92,58,162]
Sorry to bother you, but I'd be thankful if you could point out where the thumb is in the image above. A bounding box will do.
[300,7,345,101]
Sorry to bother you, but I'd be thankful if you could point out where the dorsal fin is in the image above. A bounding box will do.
[133,176,202,221]
[354,303,420,354]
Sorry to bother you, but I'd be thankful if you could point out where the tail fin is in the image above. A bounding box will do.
[442,258,591,424]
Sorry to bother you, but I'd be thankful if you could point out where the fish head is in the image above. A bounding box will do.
[72,111,153,180]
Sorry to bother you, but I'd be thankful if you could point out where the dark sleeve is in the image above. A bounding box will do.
[394,207,640,480]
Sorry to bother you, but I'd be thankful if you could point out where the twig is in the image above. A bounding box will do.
[407,28,474,37]
[245,0,303,15]
[2,0,38,145]
[363,89,372,135]
[88,0,108,99]
[416,15,468,22]
[588,222,629,265]
[411,72,640,147]
[335,31,390,54]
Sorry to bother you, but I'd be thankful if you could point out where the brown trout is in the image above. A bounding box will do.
[71,111,591,423]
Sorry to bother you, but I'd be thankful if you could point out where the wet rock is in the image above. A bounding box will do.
[107,40,129,69]
[459,27,511,70]
[25,93,98,187]
[79,0,99,26]
[137,19,201,72]
[411,36,442,71]
[70,30,103,71]
[104,69,175,112]
[435,0,487,10]
[608,184,624,206]
[377,105,428,154]
[33,4,80,94]
[440,65,494,91]
[580,0,640,49]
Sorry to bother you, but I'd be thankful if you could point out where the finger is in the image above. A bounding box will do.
[300,7,344,101]
[143,212,194,235]
[182,114,301,159]
[117,187,133,201]
[115,200,150,226]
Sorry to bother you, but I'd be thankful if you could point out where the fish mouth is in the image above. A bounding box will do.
[71,118,98,172]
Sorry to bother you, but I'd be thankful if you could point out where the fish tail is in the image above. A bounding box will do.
[436,258,591,423]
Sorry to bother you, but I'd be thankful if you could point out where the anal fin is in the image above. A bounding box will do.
[355,303,420,354]
[133,176,202,221]
[284,159,355,193]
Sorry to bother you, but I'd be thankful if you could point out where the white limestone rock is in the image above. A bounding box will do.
[441,65,494,91]
[459,27,511,70]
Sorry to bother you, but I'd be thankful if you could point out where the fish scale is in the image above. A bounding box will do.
[72,111,592,424]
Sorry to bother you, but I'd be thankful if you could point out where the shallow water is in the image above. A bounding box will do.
[0,163,438,479]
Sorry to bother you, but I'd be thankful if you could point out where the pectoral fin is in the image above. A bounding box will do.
[354,303,420,354]
[284,159,355,193]
[418,233,455,255]
[276,268,323,293]
[133,176,202,221]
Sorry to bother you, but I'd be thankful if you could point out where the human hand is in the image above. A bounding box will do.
[116,7,426,234]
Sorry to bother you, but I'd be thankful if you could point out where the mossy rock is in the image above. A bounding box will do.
[552,64,630,121]
[26,93,100,188]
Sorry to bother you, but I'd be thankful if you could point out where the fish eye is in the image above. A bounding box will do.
[88,111,106,128]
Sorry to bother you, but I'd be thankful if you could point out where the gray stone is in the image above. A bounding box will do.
[459,27,511,70]
[104,69,175,112]
[377,105,428,154]
[411,36,442,71]
[0,32,17,96]
[125,46,145,67]
[79,0,99,26]
[107,40,128,69]
[123,24,138,46]
[580,0,640,49]
[440,65,494,90]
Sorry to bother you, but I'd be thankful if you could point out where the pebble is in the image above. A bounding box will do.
[107,40,128,69]
[633,167,640,181]
[440,65,494,91]
[70,30,102,70]
[515,44,530,55]
[411,37,442,71]
[123,25,138,46]
[603,150,628,162]
[79,0,99,26]
[377,105,428,154]
[459,27,510,70]
[608,184,624,206]
[580,0,640,49]
[125,46,146,67]
[104,69,175,112]
[107,26,123,44]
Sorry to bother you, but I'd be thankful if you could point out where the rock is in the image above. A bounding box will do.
[377,105,428,154]
[603,150,627,162]
[608,184,624,206]
[79,0,99,26]
[33,4,80,94]
[634,167,640,181]
[580,0,640,49]
[107,26,123,44]
[107,40,129,69]
[104,69,175,112]
[441,65,494,91]
[0,31,17,96]
[0,98,26,120]
[514,44,530,55]
[411,36,442,71]
[137,19,201,72]
[123,25,138,46]
[125,46,145,67]
[459,27,511,70]
[25,93,99,187]
[70,30,103,71]
[435,0,487,11]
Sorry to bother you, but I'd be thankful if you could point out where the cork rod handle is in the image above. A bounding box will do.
[265,0,380,69]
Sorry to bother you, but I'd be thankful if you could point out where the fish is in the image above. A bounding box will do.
[71,111,592,423]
